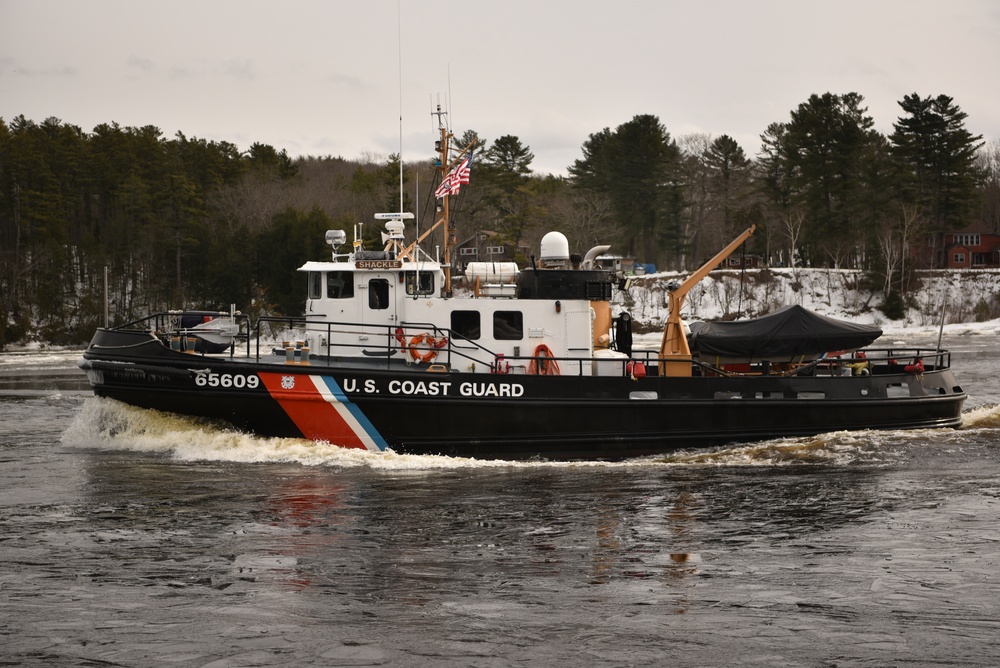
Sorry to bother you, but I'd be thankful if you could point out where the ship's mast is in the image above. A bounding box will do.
[433,106,453,294]
[400,104,475,295]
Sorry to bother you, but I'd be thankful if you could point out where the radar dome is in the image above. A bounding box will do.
[540,231,570,266]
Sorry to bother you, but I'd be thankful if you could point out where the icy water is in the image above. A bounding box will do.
[3,335,1000,667]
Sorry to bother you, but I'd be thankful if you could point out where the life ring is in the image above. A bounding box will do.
[527,344,560,376]
[407,332,448,364]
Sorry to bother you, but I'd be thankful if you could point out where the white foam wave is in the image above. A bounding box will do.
[645,429,912,467]
[62,397,933,470]
[960,403,1000,430]
[60,398,579,470]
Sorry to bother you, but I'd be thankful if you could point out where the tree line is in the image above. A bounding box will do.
[1,91,997,346]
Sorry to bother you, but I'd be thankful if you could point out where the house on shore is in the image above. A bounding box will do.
[934,225,1000,269]
[920,224,1000,269]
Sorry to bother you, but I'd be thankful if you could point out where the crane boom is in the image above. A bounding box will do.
[658,225,756,377]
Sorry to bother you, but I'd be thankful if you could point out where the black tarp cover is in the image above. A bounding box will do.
[688,305,882,359]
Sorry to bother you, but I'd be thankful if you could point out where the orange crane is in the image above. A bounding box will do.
[658,225,756,377]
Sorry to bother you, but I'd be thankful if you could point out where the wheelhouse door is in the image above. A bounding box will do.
[359,274,398,353]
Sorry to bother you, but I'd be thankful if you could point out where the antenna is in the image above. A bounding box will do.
[432,100,447,130]
[415,173,420,295]
[396,0,404,219]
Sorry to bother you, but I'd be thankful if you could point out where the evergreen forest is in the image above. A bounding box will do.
[2,91,999,347]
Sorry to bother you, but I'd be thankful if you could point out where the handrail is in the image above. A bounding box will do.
[103,311,955,379]
[248,314,956,378]
[104,310,252,358]
[248,316,502,371]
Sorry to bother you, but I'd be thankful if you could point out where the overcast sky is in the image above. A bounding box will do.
[2,0,998,176]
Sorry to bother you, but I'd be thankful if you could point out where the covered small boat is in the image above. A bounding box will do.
[689,305,883,359]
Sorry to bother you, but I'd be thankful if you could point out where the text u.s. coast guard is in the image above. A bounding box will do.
[342,378,524,397]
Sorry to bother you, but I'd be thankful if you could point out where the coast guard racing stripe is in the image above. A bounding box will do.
[258,373,387,451]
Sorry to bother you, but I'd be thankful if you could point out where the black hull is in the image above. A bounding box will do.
[80,328,967,461]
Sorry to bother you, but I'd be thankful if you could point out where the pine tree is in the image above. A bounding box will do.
[890,93,984,236]
[785,93,877,266]
[478,135,536,250]
[756,93,881,267]
[569,115,683,267]
[705,134,752,233]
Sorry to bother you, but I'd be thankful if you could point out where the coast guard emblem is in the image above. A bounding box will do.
[281,375,295,390]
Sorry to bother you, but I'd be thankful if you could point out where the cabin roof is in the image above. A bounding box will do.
[297,259,443,273]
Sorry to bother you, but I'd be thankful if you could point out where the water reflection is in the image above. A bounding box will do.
[115,461,891,621]
[61,394,942,616]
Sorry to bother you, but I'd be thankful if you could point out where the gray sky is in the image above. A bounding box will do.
[2,0,998,176]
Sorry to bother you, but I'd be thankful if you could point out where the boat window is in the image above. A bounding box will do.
[493,311,523,340]
[308,272,322,300]
[405,271,434,296]
[368,278,390,310]
[629,391,658,400]
[451,311,481,340]
[755,391,784,399]
[327,271,354,299]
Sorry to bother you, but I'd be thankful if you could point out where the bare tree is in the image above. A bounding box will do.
[875,220,901,294]
[548,190,618,251]
[782,209,805,269]
[677,133,714,268]
[209,171,291,232]
[896,202,925,293]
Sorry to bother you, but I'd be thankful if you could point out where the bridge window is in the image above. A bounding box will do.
[493,311,523,340]
[327,271,354,299]
[309,272,322,299]
[368,278,389,309]
[451,311,481,340]
[405,271,434,295]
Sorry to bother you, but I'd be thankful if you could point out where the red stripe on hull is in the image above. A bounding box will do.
[258,372,368,449]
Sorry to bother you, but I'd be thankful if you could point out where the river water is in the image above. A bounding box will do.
[2,333,1000,667]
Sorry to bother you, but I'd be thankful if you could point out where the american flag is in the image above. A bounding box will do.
[434,150,474,199]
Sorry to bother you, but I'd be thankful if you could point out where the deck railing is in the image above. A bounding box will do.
[107,312,954,380]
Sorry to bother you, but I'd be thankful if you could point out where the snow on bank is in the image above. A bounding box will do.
[3,269,997,353]
[617,268,1000,338]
